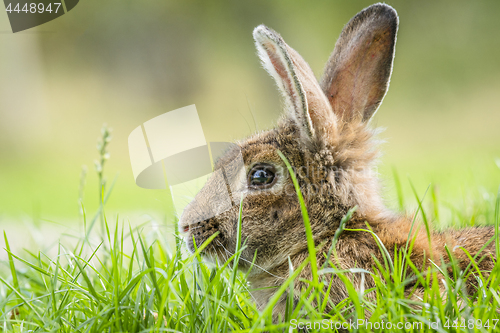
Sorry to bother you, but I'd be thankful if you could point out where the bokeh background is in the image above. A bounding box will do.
[1,0,499,244]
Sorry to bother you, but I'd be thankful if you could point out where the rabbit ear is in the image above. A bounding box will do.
[321,4,398,123]
[253,25,336,144]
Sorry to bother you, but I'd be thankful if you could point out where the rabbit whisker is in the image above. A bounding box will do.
[217,242,230,265]
[215,239,286,280]
[189,225,203,231]
[215,240,258,304]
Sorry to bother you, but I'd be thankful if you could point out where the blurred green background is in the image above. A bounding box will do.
[0,0,499,227]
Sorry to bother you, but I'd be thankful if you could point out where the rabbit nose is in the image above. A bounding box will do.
[178,211,191,234]
[178,221,190,234]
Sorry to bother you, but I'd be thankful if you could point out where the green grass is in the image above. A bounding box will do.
[1,131,499,332]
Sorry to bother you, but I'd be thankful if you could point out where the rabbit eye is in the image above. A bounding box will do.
[248,164,276,189]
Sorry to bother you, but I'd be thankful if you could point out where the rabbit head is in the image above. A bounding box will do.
[179,3,398,274]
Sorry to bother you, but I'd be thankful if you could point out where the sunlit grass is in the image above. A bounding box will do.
[1,129,499,332]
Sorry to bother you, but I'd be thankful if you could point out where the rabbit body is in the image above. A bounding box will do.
[179,3,497,319]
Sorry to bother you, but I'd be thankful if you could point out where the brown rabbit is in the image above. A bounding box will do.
[179,3,497,319]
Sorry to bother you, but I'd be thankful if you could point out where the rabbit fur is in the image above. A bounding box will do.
[179,3,497,320]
